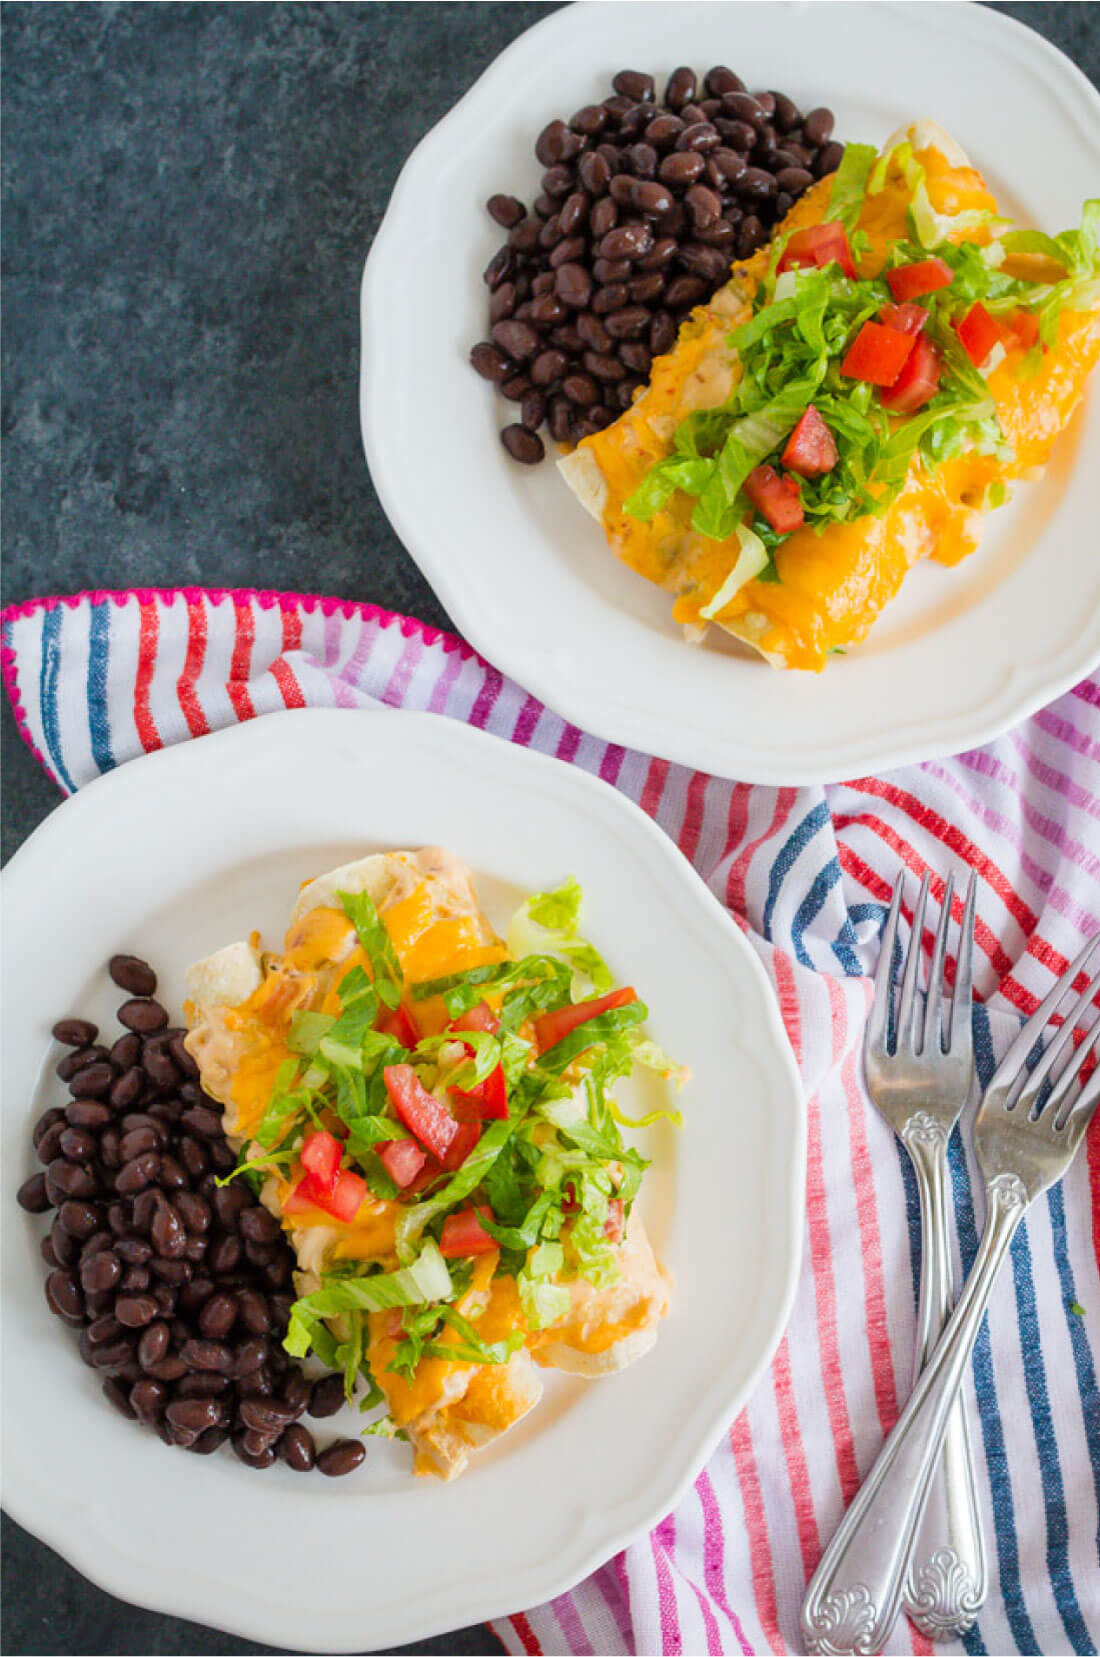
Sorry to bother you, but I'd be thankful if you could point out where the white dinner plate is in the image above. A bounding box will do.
[361,0,1100,785]
[1,708,804,1652]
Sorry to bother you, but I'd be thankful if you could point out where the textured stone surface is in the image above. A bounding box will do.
[1,4,1097,1652]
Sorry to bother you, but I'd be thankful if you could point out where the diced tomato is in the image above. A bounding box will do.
[285,1167,366,1222]
[282,1175,324,1215]
[1003,307,1040,351]
[324,1169,368,1223]
[383,1064,458,1161]
[880,335,942,414]
[406,1153,444,1196]
[776,223,856,279]
[449,1002,500,1036]
[954,301,1000,367]
[781,405,838,478]
[885,258,953,301]
[299,1129,342,1191]
[604,1198,625,1244]
[561,1182,580,1215]
[841,320,916,387]
[378,1002,419,1049]
[743,465,805,535]
[533,987,638,1056]
[377,1136,428,1189]
[879,302,927,337]
[442,1120,482,1172]
[450,1062,508,1122]
[440,1206,497,1258]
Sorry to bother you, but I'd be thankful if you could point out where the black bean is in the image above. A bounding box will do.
[116,1292,160,1328]
[500,423,544,464]
[562,371,600,408]
[507,216,541,255]
[815,140,845,178]
[630,180,674,217]
[635,235,677,271]
[308,1373,346,1419]
[45,1269,84,1321]
[102,1376,138,1420]
[198,1291,239,1341]
[33,1107,66,1149]
[705,66,744,97]
[592,283,629,315]
[583,350,625,382]
[279,1369,311,1417]
[231,1336,269,1378]
[489,319,540,362]
[48,1158,97,1200]
[236,1206,277,1247]
[519,389,545,433]
[130,1377,167,1422]
[608,168,635,203]
[698,219,736,251]
[317,1438,366,1478]
[108,955,156,996]
[604,305,650,341]
[578,149,611,196]
[803,107,835,147]
[52,1017,98,1047]
[137,1319,171,1367]
[80,1248,120,1293]
[548,235,587,270]
[108,1068,145,1112]
[150,1257,191,1285]
[658,150,704,189]
[548,396,572,442]
[208,1234,243,1274]
[650,311,677,356]
[158,1154,189,1193]
[537,211,563,249]
[612,69,653,101]
[280,1423,316,1471]
[180,1105,222,1141]
[530,347,567,387]
[487,193,525,228]
[17,1172,51,1213]
[776,167,814,198]
[232,1433,276,1470]
[178,1136,210,1180]
[120,1265,152,1292]
[40,1236,59,1268]
[664,273,708,310]
[117,998,168,1035]
[554,262,593,309]
[70,1062,115,1099]
[738,215,766,257]
[576,312,612,353]
[167,1397,224,1435]
[665,67,696,110]
[146,1354,188,1382]
[599,223,653,262]
[115,1152,159,1196]
[116,1235,152,1267]
[618,342,652,376]
[88,1336,134,1371]
[239,1397,296,1435]
[56,1046,106,1083]
[736,167,777,202]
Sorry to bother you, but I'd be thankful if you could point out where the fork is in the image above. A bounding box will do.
[802,933,1100,1657]
[860,870,986,1642]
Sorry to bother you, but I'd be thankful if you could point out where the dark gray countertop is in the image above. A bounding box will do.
[3,4,1097,1653]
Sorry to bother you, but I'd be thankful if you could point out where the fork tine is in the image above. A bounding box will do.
[897,872,930,1052]
[1050,1019,1100,1129]
[868,881,903,1053]
[990,932,1100,1091]
[922,872,955,1055]
[948,870,977,1053]
[1017,966,1100,1117]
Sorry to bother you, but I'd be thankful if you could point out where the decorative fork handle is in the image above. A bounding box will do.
[901,1120,987,1638]
[802,1173,1025,1656]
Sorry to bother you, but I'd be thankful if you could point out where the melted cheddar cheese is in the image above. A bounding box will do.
[575,144,1100,671]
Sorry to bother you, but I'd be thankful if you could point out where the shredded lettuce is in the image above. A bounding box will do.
[699,523,770,619]
[339,888,403,1008]
[822,141,878,232]
[283,1240,454,1360]
[507,880,614,998]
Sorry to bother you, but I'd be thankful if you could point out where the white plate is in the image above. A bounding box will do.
[361,0,1100,785]
[1,708,804,1652]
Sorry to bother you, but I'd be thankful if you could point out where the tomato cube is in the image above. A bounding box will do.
[841,320,916,387]
[954,301,1001,366]
[449,1002,500,1036]
[440,1206,497,1258]
[777,223,856,279]
[781,405,838,477]
[300,1130,342,1190]
[377,1136,428,1189]
[879,302,927,337]
[604,1198,625,1244]
[743,465,805,535]
[880,335,942,413]
[442,1120,482,1172]
[383,1064,458,1161]
[378,1003,419,1049]
[324,1169,368,1223]
[1005,307,1040,351]
[534,987,638,1056]
[885,258,954,301]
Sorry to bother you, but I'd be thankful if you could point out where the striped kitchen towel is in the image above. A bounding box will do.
[3,586,1099,1657]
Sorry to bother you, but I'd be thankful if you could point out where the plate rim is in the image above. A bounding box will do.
[359,0,1100,786]
[1,706,806,1650]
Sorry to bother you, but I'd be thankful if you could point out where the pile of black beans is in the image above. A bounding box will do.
[471,65,843,464]
[17,954,366,1477]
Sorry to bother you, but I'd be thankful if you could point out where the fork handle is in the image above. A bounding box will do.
[801,1174,1026,1656]
[902,1125,987,1638]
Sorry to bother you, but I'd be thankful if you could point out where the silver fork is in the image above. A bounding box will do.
[860,870,986,1642]
[802,933,1100,1656]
